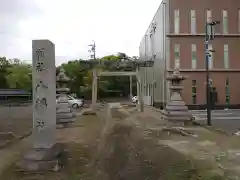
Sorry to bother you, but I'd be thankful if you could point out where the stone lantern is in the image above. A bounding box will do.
[161,63,192,125]
[56,68,76,126]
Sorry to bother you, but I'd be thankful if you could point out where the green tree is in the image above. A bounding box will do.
[0,57,11,88]
[61,60,87,96]
[58,54,137,98]
[79,63,110,98]
[5,63,32,91]
[117,52,128,60]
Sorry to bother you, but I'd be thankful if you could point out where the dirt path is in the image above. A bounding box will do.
[0,112,105,180]
[1,106,239,179]
[0,136,32,175]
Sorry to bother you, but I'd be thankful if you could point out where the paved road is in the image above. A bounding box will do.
[191,109,240,134]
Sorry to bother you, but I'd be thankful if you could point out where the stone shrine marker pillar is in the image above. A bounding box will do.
[32,40,56,148]
[17,40,64,172]
[91,68,98,109]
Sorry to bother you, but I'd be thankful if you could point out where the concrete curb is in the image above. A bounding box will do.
[148,105,230,135]
[0,131,32,149]
[192,121,229,135]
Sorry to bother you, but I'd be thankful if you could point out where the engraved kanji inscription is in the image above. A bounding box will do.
[36,62,45,72]
[35,81,48,92]
[36,97,47,108]
[36,48,44,61]
[36,119,44,127]
[36,118,45,132]
[35,48,45,72]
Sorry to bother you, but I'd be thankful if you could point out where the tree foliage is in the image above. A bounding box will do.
[5,63,32,91]
[0,57,11,88]
[0,53,138,99]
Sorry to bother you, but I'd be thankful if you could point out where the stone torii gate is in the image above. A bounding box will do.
[91,60,154,112]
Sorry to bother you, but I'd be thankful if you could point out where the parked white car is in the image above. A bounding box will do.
[56,95,84,108]
[132,96,138,103]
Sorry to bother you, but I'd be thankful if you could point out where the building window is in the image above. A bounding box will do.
[225,78,230,104]
[190,10,196,34]
[174,9,180,34]
[238,10,240,33]
[222,10,228,34]
[206,10,212,22]
[191,44,197,69]
[224,44,229,68]
[206,10,212,34]
[174,44,180,68]
[208,44,213,69]
[192,80,197,104]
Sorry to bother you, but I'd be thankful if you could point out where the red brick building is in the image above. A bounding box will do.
[139,0,240,109]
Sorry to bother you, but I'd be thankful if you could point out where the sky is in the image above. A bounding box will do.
[0,0,161,65]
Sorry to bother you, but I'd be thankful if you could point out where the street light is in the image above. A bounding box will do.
[205,20,220,126]
[208,21,220,26]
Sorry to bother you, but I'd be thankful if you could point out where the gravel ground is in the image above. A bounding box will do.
[0,106,32,139]
[0,106,226,179]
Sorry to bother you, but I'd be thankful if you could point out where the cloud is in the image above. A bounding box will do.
[0,0,161,65]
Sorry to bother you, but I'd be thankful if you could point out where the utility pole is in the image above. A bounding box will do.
[205,21,220,126]
[88,41,96,61]
[88,41,97,108]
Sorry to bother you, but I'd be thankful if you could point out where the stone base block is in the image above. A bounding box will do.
[153,101,165,109]
[16,143,67,172]
[161,110,193,125]
[82,108,97,115]
[56,118,75,128]
[0,132,15,141]
[56,111,76,126]
[57,118,75,123]
[128,104,137,107]
[57,123,74,129]
[56,113,76,120]
[0,132,16,148]
[56,108,71,113]
[90,103,103,111]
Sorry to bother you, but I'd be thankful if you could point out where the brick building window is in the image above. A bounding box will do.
[222,10,228,34]
[206,10,212,22]
[238,10,240,33]
[206,10,212,34]
[190,10,196,34]
[174,9,180,34]
[174,44,180,68]
[224,44,229,68]
[208,44,213,69]
[192,80,197,104]
[225,78,230,104]
[191,44,197,69]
